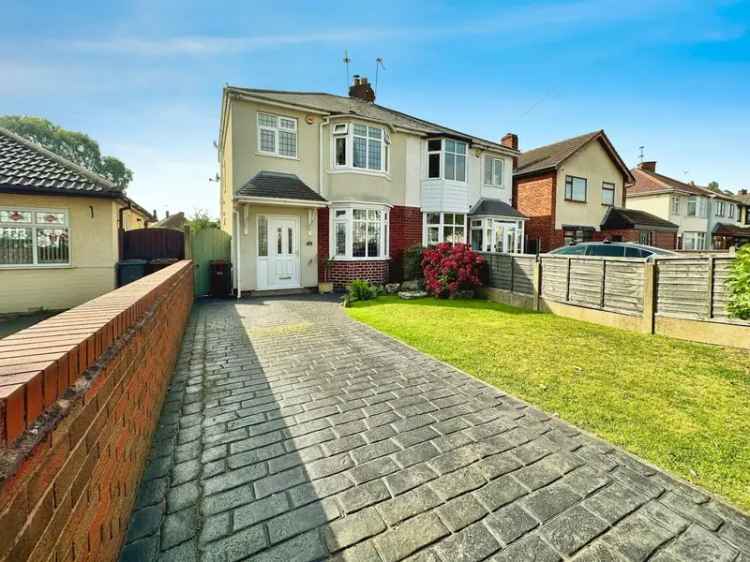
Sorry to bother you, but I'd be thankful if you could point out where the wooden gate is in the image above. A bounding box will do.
[122,228,185,260]
[191,228,232,296]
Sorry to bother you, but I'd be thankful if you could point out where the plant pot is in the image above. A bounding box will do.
[318,282,334,294]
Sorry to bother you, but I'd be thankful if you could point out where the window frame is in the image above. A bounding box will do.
[671,195,680,216]
[601,181,615,207]
[422,212,467,246]
[564,175,588,203]
[328,204,390,260]
[563,227,593,246]
[257,111,298,159]
[484,156,505,188]
[683,231,706,250]
[687,195,706,217]
[426,138,468,183]
[0,206,71,268]
[330,121,390,174]
[729,203,736,219]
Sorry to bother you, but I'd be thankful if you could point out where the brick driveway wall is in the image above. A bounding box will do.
[120,297,750,562]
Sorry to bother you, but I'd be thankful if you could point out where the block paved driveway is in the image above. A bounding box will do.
[120,296,750,562]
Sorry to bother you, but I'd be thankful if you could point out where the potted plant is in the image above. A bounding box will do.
[319,257,335,294]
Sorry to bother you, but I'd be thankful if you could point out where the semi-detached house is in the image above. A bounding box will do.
[218,76,525,293]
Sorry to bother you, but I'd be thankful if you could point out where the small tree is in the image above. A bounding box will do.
[728,245,750,320]
[188,209,219,233]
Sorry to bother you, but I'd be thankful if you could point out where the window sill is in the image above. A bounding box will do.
[0,264,73,270]
[482,183,505,189]
[329,256,391,262]
[256,151,300,161]
[564,199,588,204]
[328,168,391,180]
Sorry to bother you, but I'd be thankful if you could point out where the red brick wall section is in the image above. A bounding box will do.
[318,206,421,285]
[0,261,193,562]
[601,228,677,250]
[389,206,422,282]
[514,172,557,253]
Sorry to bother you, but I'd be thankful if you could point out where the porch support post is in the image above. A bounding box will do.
[235,206,242,300]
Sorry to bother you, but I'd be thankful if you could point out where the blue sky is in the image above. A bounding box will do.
[2,0,748,218]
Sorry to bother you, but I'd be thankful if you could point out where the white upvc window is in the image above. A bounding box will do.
[423,213,466,245]
[470,218,523,254]
[257,112,298,158]
[671,195,680,215]
[332,122,389,173]
[715,200,726,217]
[484,156,504,187]
[683,231,706,250]
[687,196,706,217]
[427,139,467,182]
[329,205,389,259]
[0,207,70,267]
[729,203,736,219]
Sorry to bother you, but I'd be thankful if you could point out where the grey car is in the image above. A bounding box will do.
[549,241,677,259]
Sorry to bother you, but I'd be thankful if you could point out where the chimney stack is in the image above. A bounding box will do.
[166,210,170,218]
[739,189,748,195]
[639,161,656,172]
[501,132,518,150]
[348,75,375,103]
[153,209,158,220]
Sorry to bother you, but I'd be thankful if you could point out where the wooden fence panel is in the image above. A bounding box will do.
[512,256,536,294]
[540,256,569,301]
[568,258,604,308]
[603,261,644,315]
[711,257,734,320]
[655,258,709,319]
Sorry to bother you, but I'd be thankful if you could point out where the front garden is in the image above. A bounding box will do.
[342,244,750,512]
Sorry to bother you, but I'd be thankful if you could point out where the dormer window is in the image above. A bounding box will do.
[427,139,467,182]
[332,122,389,173]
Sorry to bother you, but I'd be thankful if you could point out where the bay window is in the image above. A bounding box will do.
[332,122,389,173]
[0,207,70,267]
[424,213,466,245]
[427,139,467,182]
[330,206,389,259]
[257,112,297,158]
[687,196,706,217]
[683,231,706,250]
[484,157,504,187]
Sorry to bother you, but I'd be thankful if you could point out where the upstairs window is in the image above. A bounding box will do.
[0,207,70,267]
[333,122,389,173]
[484,157,504,187]
[715,200,726,217]
[257,112,297,158]
[427,139,467,182]
[565,176,587,202]
[602,182,615,206]
[687,196,706,217]
[671,195,680,215]
[729,203,736,219]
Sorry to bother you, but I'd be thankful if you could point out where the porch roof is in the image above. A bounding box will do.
[712,222,750,238]
[235,171,327,206]
[469,198,526,219]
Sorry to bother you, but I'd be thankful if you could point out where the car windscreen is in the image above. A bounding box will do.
[553,245,588,255]
[586,245,625,257]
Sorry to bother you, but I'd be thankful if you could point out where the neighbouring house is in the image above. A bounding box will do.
[217,76,523,292]
[513,130,635,253]
[599,207,679,248]
[154,211,187,230]
[0,127,153,315]
[627,161,750,250]
[735,189,750,227]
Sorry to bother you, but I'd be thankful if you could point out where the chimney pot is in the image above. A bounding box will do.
[166,210,170,217]
[349,74,375,102]
[639,161,656,172]
[501,133,518,150]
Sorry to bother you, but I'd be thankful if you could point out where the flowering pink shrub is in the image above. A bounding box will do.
[421,243,485,298]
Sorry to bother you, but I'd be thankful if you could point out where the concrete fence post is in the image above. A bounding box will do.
[642,262,656,334]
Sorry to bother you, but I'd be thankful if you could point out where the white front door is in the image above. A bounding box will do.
[261,217,300,289]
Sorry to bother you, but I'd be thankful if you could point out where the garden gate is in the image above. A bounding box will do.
[191,227,232,296]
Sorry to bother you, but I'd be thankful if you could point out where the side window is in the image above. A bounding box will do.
[556,245,587,255]
[624,247,649,258]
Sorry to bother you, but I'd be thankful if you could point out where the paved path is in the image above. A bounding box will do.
[121,296,750,562]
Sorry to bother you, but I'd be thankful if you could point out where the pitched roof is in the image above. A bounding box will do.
[155,211,187,230]
[0,126,122,197]
[224,86,519,156]
[601,207,678,231]
[734,191,750,205]
[469,198,526,219]
[712,223,750,238]
[628,168,742,202]
[515,130,633,182]
[236,171,326,203]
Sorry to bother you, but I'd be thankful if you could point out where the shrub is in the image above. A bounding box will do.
[728,245,750,319]
[421,243,485,298]
[348,279,380,302]
[402,245,425,280]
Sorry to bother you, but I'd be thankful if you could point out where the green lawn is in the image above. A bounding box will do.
[346,296,750,512]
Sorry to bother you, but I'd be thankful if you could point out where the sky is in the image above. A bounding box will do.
[2,0,749,219]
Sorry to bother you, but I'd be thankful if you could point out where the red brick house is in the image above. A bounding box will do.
[513,130,636,253]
